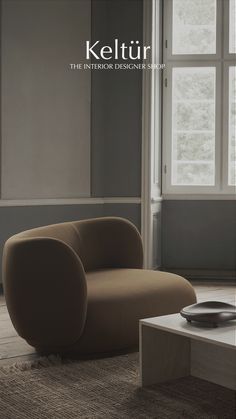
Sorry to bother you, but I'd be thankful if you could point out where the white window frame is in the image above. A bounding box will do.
[224,0,236,59]
[223,62,236,193]
[162,0,236,197]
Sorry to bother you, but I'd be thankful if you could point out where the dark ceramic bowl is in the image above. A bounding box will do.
[180,301,236,327]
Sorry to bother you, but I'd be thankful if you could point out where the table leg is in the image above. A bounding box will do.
[191,340,236,390]
[139,323,190,387]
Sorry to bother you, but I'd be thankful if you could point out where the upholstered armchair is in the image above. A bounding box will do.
[2,217,196,355]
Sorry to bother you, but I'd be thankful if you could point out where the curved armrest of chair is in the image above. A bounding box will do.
[2,237,87,350]
[75,217,144,271]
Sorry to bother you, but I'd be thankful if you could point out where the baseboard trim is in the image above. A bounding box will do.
[161,268,236,281]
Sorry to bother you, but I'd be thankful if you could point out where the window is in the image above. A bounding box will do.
[163,0,236,195]
[172,0,217,55]
[172,67,216,186]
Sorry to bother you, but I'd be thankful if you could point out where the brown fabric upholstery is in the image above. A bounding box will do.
[3,237,87,348]
[2,217,196,355]
[13,217,143,272]
[67,269,196,355]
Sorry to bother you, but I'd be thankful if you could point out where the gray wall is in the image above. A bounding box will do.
[1,0,91,199]
[0,205,104,247]
[91,0,143,197]
[103,204,141,226]
[162,201,236,273]
[0,204,140,239]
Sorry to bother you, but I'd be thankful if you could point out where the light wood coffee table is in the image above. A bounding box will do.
[139,313,236,390]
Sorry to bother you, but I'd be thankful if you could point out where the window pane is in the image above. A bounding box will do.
[172,67,216,186]
[229,0,236,53]
[172,0,217,55]
[228,66,236,185]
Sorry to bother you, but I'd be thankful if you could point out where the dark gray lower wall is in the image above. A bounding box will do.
[0,203,141,283]
[162,200,236,272]
[103,204,141,227]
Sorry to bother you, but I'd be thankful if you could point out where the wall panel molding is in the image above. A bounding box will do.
[0,197,142,207]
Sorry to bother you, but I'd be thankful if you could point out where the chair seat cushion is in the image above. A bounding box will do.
[70,269,196,355]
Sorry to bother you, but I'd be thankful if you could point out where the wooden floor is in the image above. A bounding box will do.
[0,281,235,366]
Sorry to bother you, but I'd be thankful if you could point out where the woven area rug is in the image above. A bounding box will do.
[0,353,235,419]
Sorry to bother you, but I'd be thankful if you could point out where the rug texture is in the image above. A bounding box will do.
[0,353,235,419]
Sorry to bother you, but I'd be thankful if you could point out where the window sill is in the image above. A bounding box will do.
[162,194,236,200]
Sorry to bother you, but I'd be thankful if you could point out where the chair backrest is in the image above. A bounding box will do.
[7,217,143,272]
[74,217,143,271]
